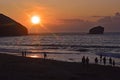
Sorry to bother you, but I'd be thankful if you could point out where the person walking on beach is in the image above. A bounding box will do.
[103,56,106,65]
[109,57,112,65]
[112,60,115,67]
[95,57,98,64]
[43,52,47,59]
[22,51,24,57]
[24,51,27,57]
[86,57,89,64]
[100,54,103,63]
[82,56,85,64]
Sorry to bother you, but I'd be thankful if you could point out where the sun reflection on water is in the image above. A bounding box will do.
[28,54,42,58]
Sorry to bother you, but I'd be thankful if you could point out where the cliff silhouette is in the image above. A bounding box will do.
[0,14,28,36]
[89,26,104,34]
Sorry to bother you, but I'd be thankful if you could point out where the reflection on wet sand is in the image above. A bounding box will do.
[27,54,42,58]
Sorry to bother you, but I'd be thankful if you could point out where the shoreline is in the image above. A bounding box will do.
[0,53,120,80]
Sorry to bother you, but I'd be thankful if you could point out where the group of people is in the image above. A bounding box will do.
[81,56,89,64]
[99,55,115,66]
[82,55,116,66]
[21,51,27,57]
[21,50,116,66]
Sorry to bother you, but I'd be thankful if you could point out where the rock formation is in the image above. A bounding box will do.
[0,14,28,36]
[89,26,104,34]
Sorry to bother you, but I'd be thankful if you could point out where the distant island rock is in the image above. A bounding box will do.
[0,14,28,36]
[89,26,104,34]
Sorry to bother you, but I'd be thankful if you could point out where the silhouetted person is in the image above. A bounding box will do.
[112,60,115,67]
[24,51,26,57]
[100,54,103,63]
[44,52,47,59]
[95,57,98,64]
[86,57,89,64]
[109,57,112,65]
[103,57,106,65]
[82,56,85,64]
[22,51,24,57]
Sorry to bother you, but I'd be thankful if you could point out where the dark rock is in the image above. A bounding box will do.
[0,14,28,36]
[89,26,104,34]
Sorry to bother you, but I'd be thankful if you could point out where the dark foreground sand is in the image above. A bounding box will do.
[0,53,120,80]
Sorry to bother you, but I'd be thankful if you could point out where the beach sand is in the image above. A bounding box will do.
[0,53,120,80]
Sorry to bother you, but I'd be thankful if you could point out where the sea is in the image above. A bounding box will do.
[0,32,120,66]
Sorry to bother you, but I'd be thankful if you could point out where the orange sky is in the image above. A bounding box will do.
[0,0,120,33]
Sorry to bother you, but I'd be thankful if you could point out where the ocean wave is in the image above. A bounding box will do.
[96,52,120,58]
[19,44,120,48]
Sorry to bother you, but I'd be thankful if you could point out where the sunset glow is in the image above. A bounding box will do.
[1,0,120,33]
[0,1,120,79]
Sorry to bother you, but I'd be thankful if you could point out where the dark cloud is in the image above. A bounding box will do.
[59,19,84,23]
[58,13,120,32]
[91,16,105,18]
[97,12,120,32]
[44,18,95,33]
[97,16,112,23]
[41,12,120,33]
[115,12,120,16]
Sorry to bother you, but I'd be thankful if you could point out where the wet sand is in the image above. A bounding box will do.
[0,53,120,80]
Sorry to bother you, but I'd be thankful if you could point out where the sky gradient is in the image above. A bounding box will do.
[0,0,120,33]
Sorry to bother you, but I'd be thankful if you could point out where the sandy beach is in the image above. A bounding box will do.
[0,0,120,80]
[0,53,120,80]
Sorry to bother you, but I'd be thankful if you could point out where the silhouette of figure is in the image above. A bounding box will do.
[82,56,85,64]
[109,57,112,65]
[23,51,26,57]
[100,54,103,63]
[86,57,89,64]
[95,57,98,64]
[112,60,115,66]
[44,52,47,59]
[103,57,106,65]
[22,51,24,57]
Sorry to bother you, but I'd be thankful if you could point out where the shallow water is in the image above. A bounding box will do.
[0,33,120,66]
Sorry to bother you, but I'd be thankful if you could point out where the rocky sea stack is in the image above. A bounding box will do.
[89,26,104,34]
[0,14,28,36]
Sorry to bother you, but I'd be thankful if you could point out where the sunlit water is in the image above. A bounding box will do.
[0,33,120,66]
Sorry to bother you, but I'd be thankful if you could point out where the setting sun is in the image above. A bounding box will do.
[31,16,41,24]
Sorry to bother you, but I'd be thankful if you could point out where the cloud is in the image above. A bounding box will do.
[43,18,95,33]
[91,16,105,18]
[48,12,120,33]
[32,12,120,33]
[59,19,84,23]
[97,12,120,32]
